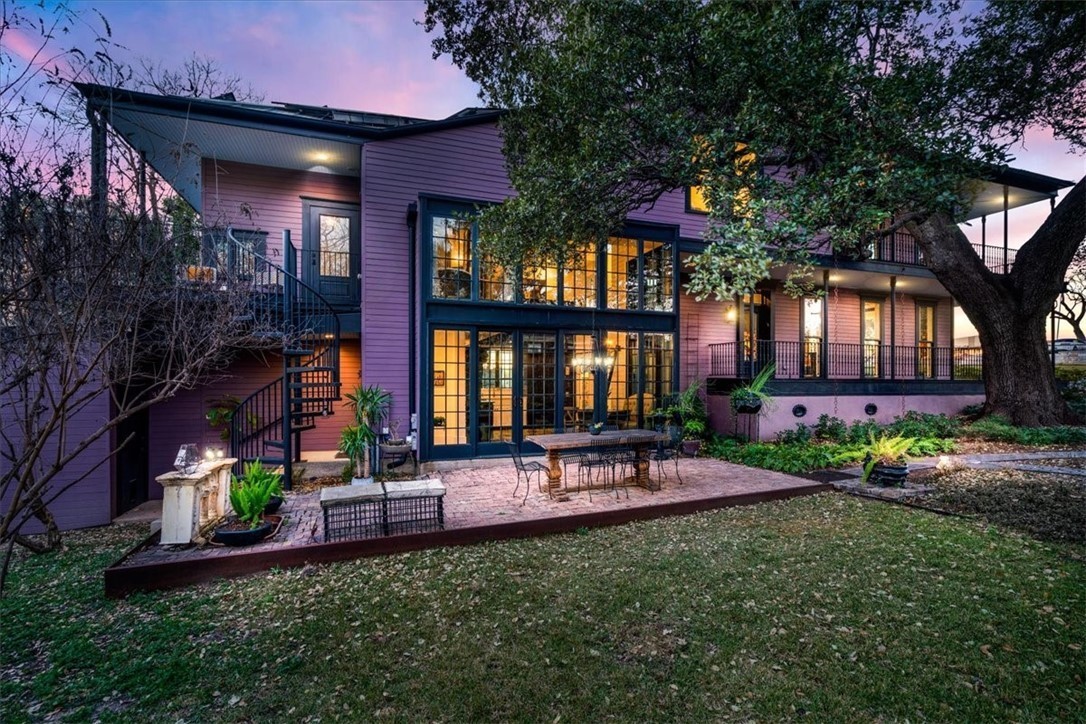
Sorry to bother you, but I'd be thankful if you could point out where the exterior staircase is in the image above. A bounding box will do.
[226,229,341,489]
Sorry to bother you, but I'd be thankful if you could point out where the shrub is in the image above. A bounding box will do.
[813,414,848,443]
[846,419,882,444]
[776,424,812,445]
[964,416,1086,446]
[960,403,985,418]
[886,411,962,439]
[1055,365,1086,383]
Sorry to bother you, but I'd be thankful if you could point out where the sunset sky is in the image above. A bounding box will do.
[49,1,1086,335]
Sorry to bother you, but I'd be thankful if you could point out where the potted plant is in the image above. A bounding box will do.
[235,459,285,514]
[341,385,391,485]
[681,419,707,456]
[212,466,279,546]
[589,421,605,436]
[378,418,415,475]
[729,363,776,415]
[860,432,916,487]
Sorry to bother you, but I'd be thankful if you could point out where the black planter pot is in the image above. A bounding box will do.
[264,495,284,515]
[870,462,909,487]
[212,520,274,547]
[590,428,602,436]
[734,401,763,414]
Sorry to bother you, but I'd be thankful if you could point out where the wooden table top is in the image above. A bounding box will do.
[524,429,666,451]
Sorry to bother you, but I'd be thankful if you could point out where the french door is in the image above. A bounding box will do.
[428,327,674,459]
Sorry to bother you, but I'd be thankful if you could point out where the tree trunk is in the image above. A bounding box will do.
[906,178,1085,426]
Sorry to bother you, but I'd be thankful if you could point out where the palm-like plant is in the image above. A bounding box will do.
[729,363,776,412]
[860,432,916,483]
[341,385,391,479]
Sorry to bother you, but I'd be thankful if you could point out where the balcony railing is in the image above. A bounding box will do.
[868,230,1015,273]
[709,340,983,381]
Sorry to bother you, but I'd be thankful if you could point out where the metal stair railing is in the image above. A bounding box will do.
[226,228,341,489]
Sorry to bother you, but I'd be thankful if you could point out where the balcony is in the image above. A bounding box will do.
[709,340,983,382]
[866,230,1015,273]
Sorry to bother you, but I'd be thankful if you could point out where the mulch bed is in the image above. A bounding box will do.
[910,467,1086,545]
[952,440,1086,455]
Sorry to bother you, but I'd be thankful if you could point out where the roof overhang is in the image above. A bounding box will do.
[74,83,503,213]
[963,166,1074,220]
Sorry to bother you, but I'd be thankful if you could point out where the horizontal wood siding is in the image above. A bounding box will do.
[361,124,510,425]
[201,159,360,273]
[679,292,734,388]
[146,346,361,487]
[0,389,112,533]
[774,294,801,342]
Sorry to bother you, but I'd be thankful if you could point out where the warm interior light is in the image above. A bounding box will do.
[311,151,333,163]
[725,306,737,323]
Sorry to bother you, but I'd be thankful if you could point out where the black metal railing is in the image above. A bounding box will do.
[226,229,341,488]
[709,340,983,381]
[866,229,1015,273]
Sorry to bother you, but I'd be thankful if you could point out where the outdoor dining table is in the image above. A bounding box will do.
[523,429,668,495]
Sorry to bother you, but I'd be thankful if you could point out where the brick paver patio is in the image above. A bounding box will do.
[117,457,819,567]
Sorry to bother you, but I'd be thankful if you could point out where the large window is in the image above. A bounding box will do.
[432,217,472,299]
[916,301,936,379]
[427,205,673,312]
[605,236,674,312]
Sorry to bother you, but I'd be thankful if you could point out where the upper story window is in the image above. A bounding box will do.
[606,236,674,312]
[432,216,472,299]
[686,143,757,216]
[426,203,674,313]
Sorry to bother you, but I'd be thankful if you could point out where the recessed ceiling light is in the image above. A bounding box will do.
[311,151,333,163]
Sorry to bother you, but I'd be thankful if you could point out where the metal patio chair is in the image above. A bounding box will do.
[648,425,683,488]
[507,442,548,505]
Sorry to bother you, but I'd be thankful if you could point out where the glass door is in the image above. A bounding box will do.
[916,302,936,378]
[476,330,514,453]
[802,297,823,378]
[303,201,360,307]
[520,333,558,438]
[862,299,883,378]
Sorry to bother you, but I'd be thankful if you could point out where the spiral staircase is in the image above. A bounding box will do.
[226,229,341,489]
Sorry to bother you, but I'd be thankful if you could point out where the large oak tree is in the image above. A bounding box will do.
[424,0,1086,425]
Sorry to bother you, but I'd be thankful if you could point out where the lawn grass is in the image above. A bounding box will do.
[2,494,1084,722]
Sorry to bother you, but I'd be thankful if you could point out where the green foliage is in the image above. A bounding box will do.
[964,416,1086,446]
[228,461,276,528]
[681,419,707,441]
[660,379,708,425]
[1055,365,1086,383]
[729,363,775,412]
[707,437,846,474]
[859,433,916,484]
[775,424,812,445]
[885,411,962,439]
[205,395,259,441]
[338,425,376,479]
[342,385,392,479]
[813,414,849,443]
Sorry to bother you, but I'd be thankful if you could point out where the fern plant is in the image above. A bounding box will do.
[229,461,277,528]
[860,432,915,484]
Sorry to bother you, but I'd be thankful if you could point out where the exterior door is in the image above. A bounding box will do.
[114,407,149,515]
[916,302,936,378]
[862,299,883,378]
[303,200,360,307]
[740,291,772,377]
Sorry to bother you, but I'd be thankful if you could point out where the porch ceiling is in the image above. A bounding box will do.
[103,107,361,213]
[767,264,951,298]
[964,178,1059,220]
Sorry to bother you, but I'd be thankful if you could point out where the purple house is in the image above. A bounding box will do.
[12,83,1071,530]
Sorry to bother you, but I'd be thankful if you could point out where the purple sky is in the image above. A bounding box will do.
[58,1,1086,335]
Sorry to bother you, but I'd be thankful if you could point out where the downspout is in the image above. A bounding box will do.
[406,203,418,449]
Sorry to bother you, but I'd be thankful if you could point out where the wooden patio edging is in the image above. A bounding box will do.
[104,483,832,599]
